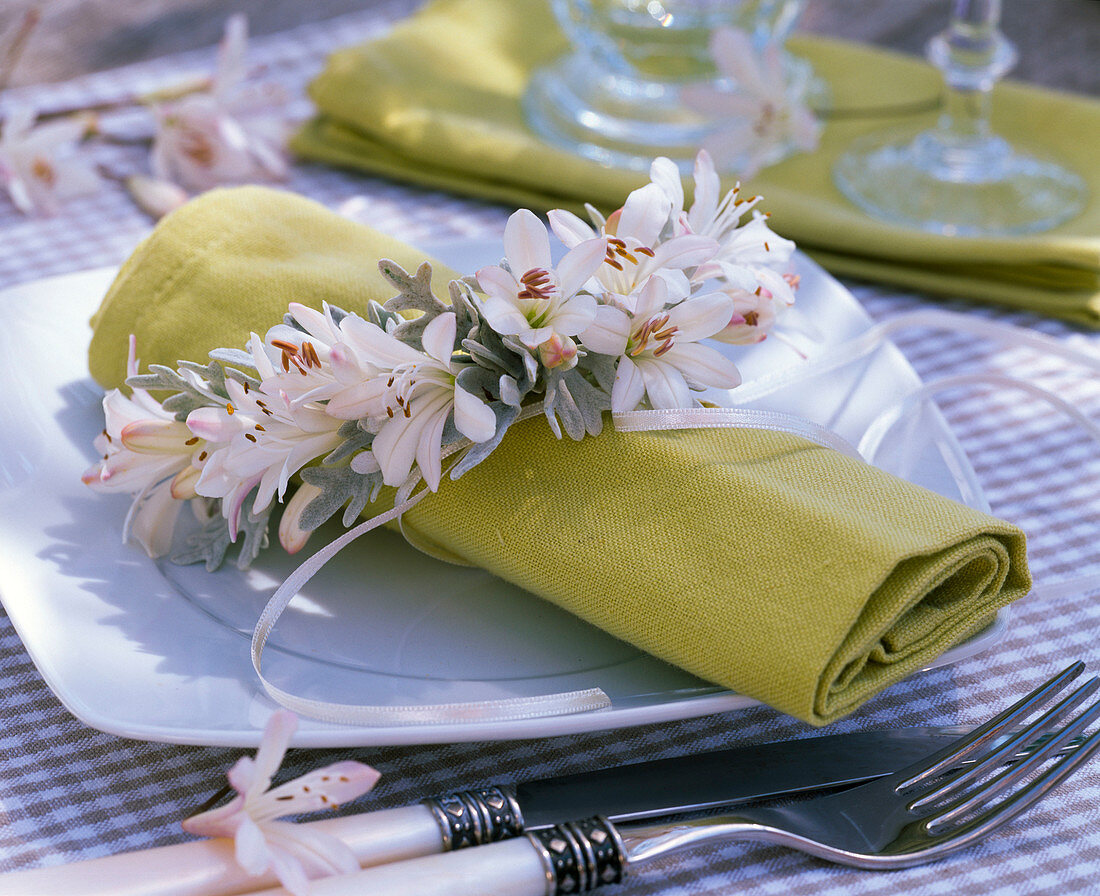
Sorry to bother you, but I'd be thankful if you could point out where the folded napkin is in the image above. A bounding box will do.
[292,0,1100,327]
[88,187,1031,725]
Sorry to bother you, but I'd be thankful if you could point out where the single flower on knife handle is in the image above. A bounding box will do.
[182,710,380,896]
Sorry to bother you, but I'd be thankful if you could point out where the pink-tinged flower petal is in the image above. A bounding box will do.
[611,356,647,413]
[126,174,189,219]
[503,208,552,273]
[415,396,453,492]
[661,343,742,390]
[278,483,322,554]
[264,844,311,896]
[647,234,718,273]
[579,305,630,356]
[637,358,693,409]
[339,314,422,368]
[421,312,456,366]
[649,156,683,214]
[325,377,390,420]
[186,407,238,442]
[120,419,194,453]
[666,292,735,342]
[453,385,496,444]
[264,761,381,815]
[181,791,248,840]
[547,293,598,338]
[474,263,520,299]
[234,817,273,876]
[710,27,768,94]
[547,208,596,247]
[270,822,359,877]
[688,150,720,233]
[253,711,297,787]
[631,277,668,321]
[617,183,670,247]
[371,398,437,487]
[215,14,250,98]
[555,237,606,297]
[129,484,185,557]
[170,464,201,499]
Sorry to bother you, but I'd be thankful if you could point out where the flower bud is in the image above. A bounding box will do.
[538,333,579,370]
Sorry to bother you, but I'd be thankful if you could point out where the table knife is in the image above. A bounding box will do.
[0,726,995,896]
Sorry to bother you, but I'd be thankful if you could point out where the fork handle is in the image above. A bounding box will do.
[251,817,626,896]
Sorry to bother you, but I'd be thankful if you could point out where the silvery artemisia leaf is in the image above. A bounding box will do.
[171,495,272,571]
[543,369,609,441]
[128,362,228,421]
[324,419,374,465]
[449,401,521,480]
[299,465,386,530]
[377,259,450,351]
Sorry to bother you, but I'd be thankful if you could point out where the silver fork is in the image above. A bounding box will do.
[287,662,1100,896]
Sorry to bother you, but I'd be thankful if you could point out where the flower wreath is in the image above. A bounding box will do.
[84,150,800,567]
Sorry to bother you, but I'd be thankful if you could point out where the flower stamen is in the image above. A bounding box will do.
[517,268,554,301]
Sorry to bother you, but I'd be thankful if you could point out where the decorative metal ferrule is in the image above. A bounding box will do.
[423,787,525,851]
[527,816,626,895]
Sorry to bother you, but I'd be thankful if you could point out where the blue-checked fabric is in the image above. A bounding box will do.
[1,4,1099,895]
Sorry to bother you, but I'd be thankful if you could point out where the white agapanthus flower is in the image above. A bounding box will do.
[187,332,344,537]
[650,151,798,342]
[326,311,497,491]
[682,28,821,179]
[475,208,606,361]
[549,183,717,313]
[581,277,741,412]
[151,14,287,192]
[0,106,100,216]
[82,338,205,557]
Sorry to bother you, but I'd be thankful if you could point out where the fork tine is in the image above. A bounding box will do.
[898,662,1085,792]
[925,698,1100,836]
[908,676,1100,812]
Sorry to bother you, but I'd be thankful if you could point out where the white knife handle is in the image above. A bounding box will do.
[0,804,444,896]
[253,817,626,896]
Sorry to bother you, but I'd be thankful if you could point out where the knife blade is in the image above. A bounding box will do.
[0,725,972,896]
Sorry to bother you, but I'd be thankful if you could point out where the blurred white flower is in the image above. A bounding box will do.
[682,28,821,179]
[183,711,380,896]
[151,14,287,191]
[124,174,189,219]
[0,107,100,216]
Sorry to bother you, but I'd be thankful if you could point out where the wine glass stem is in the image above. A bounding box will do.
[927,0,1016,154]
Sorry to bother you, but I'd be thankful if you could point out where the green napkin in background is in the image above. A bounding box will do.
[87,187,1031,725]
[292,0,1100,327]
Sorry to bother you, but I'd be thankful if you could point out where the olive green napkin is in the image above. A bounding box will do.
[292,0,1100,327]
[88,187,1031,724]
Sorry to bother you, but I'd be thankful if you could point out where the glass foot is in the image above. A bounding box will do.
[833,124,1087,236]
[523,52,714,173]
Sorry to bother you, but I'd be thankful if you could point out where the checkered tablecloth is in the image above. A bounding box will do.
[1,5,1099,895]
